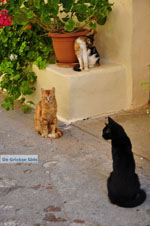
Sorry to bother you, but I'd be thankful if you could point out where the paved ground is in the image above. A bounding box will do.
[0,95,150,226]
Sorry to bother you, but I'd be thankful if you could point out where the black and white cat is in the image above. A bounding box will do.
[102,117,146,208]
[73,34,100,72]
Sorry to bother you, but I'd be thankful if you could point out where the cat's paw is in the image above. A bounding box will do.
[41,134,48,138]
[84,68,89,71]
[79,67,83,71]
[48,133,55,139]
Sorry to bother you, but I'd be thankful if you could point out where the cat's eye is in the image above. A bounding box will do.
[87,39,91,44]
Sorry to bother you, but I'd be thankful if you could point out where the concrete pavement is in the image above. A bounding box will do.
[0,96,150,226]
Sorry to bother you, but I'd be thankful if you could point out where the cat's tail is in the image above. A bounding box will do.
[48,128,63,139]
[73,64,81,72]
[55,128,63,138]
[115,189,146,208]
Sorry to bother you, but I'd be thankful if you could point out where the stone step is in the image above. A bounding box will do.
[30,62,128,123]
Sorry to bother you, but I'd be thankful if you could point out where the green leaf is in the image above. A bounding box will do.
[20,81,33,95]
[19,41,29,54]
[19,97,25,104]
[97,16,107,25]
[23,104,32,113]
[4,97,10,103]
[1,96,15,110]
[89,22,96,29]
[48,0,60,7]
[13,17,29,26]
[41,14,51,24]
[60,0,74,11]
[33,0,41,9]
[10,74,20,81]
[34,57,47,69]
[49,56,55,64]
[27,72,37,83]
[27,11,33,19]
[13,91,21,99]
[1,103,10,111]
[64,18,75,32]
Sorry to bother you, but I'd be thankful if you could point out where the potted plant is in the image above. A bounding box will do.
[0,0,55,112]
[4,0,113,65]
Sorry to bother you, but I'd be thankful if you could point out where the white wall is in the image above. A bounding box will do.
[96,0,150,108]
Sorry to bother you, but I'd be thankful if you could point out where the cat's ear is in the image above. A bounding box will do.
[51,87,55,94]
[88,29,96,36]
[108,117,114,124]
[41,88,44,94]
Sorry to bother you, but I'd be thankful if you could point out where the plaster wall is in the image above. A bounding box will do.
[30,63,127,122]
[96,0,133,107]
[30,65,71,120]
[132,0,150,106]
[28,0,150,122]
[96,0,150,108]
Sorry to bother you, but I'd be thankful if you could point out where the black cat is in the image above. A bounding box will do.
[102,117,146,208]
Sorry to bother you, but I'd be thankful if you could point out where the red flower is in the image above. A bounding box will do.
[0,8,12,28]
[0,0,8,4]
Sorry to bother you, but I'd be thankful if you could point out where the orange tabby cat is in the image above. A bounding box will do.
[34,87,63,139]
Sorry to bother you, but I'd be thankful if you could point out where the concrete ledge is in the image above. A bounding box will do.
[30,62,128,123]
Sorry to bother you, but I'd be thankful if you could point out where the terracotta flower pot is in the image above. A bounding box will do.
[48,30,89,66]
